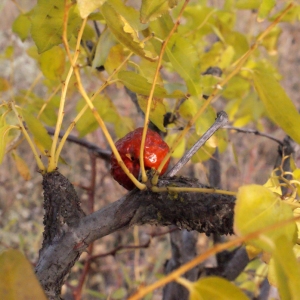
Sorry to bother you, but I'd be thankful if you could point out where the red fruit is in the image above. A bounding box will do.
[110,127,170,190]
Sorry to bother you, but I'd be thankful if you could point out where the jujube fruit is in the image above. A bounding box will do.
[110,127,170,190]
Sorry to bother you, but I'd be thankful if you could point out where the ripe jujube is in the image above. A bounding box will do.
[110,127,170,190]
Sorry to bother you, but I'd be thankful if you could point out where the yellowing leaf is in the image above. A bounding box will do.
[104,44,126,75]
[264,176,282,195]
[165,133,186,158]
[137,95,167,132]
[30,0,81,53]
[101,2,157,61]
[0,249,47,300]
[252,68,300,145]
[11,151,31,180]
[188,276,249,300]
[40,46,65,80]
[234,185,296,251]
[268,236,300,300]
[0,77,10,91]
[77,0,105,18]
[165,34,201,96]
[140,0,178,23]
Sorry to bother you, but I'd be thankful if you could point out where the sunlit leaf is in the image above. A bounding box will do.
[165,34,201,96]
[234,185,296,251]
[140,0,178,23]
[101,1,157,61]
[39,46,65,80]
[235,0,260,9]
[261,26,282,55]
[268,236,300,300]
[137,95,167,132]
[12,12,32,42]
[77,0,105,18]
[252,68,300,145]
[0,249,47,300]
[22,110,53,155]
[188,276,249,300]
[11,151,31,180]
[30,0,81,53]
[165,133,186,158]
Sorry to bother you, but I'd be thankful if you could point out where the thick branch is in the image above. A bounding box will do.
[36,174,235,298]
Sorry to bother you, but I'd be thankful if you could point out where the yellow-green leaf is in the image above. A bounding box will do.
[101,2,157,62]
[165,34,201,96]
[257,0,276,22]
[40,46,65,80]
[140,0,178,23]
[137,95,167,132]
[165,133,186,158]
[268,236,300,300]
[12,12,32,42]
[92,27,117,69]
[76,95,119,137]
[22,110,53,155]
[188,276,249,300]
[118,71,184,98]
[252,68,300,145]
[30,0,81,53]
[0,249,47,300]
[11,151,31,180]
[234,185,296,251]
[0,125,14,165]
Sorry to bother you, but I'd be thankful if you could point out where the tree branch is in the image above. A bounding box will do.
[36,172,235,299]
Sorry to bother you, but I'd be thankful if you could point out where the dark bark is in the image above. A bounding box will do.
[36,171,235,299]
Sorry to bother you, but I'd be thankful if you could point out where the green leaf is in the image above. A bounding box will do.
[257,0,276,22]
[235,0,260,9]
[252,68,300,145]
[22,110,53,155]
[30,0,81,53]
[39,46,65,80]
[165,133,185,158]
[137,95,167,132]
[189,276,249,300]
[77,0,105,18]
[101,1,157,61]
[140,0,178,23]
[12,12,32,41]
[118,71,185,98]
[268,236,300,300]
[92,27,117,69]
[76,95,120,137]
[234,185,296,251]
[0,249,47,300]
[165,34,201,96]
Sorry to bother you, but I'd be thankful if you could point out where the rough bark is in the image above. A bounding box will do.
[36,171,235,299]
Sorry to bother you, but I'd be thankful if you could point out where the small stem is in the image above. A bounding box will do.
[151,186,237,197]
[166,111,228,178]
[140,0,190,183]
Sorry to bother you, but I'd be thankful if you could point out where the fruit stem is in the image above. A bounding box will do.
[151,186,237,196]
[140,0,190,184]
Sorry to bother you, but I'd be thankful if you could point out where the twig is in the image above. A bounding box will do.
[224,125,283,146]
[167,111,228,177]
[46,126,110,161]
